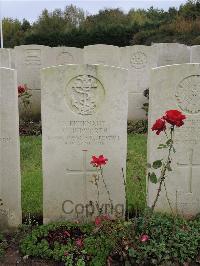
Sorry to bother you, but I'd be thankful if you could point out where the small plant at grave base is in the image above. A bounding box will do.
[18,84,32,113]
[90,155,113,218]
[20,221,119,266]
[148,109,186,212]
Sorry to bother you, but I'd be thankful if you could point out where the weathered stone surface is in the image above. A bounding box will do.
[84,44,120,66]
[148,63,200,218]
[0,49,11,68]
[120,45,156,120]
[190,45,200,63]
[0,68,21,230]
[152,43,190,67]
[41,64,128,223]
[51,47,83,65]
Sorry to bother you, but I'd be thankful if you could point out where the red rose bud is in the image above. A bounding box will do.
[163,110,186,127]
[64,251,69,257]
[140,234,149,242]
[151,118,166,135]
[90,155,108,167]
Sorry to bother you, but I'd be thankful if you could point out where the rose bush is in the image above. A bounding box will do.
[149,109,186,211]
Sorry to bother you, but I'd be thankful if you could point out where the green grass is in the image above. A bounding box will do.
[127,134,147,213]
[21,136,42,216]
[20,134,147,217]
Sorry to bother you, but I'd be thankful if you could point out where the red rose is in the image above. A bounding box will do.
[151,118,166,135]
[163,110,186,127]
[18,84,27,96]
[90,155,108,167]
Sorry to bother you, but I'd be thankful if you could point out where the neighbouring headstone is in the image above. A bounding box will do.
[190,45,200,63]
[51,47,83,65]
[0,68,21,230]
[148,63,200,217]
[42,64,128,223]
[0,49,11,68]
[152,43,190,67]
[120,45,157,120]
[84,44,120,66]
[14,45,52,120]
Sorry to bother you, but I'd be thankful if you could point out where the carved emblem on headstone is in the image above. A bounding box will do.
[130,51,147,69]
[66,75,105,115]
[175,75,200,114]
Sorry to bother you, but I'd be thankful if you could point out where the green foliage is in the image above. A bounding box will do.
[127,120,148,134]
[20,221,116,265]
[0,233,7,258]
[127,213,200,265]
[20,214,200,265]
[2,1,200,47]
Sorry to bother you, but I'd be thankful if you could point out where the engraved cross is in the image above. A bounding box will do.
[177,149,200,193]
[66,150,96,202]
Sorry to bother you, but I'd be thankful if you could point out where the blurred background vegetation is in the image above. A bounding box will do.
[2,0,200,48]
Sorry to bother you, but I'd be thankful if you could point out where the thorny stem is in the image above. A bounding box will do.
[99,166,113,208]
[163,180,174,215]
[94,175,101,215]
[121,168,129,220]
[151,126,174,212]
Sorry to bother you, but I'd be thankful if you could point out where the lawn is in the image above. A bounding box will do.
[20,134,147,217]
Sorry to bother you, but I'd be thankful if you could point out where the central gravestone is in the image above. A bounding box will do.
[148,63,200,218]
[41,64,128,223]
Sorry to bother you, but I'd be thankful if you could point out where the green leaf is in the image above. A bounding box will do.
[166,139,172,146]
[149,172,157,183]
[157,144,167,149]
[152,160,162,169]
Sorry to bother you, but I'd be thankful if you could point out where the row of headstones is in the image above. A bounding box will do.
[1,62,200,230]
[1,43,200,121]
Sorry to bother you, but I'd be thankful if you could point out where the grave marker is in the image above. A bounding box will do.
[41,64,128,223]
[148,63,200,217]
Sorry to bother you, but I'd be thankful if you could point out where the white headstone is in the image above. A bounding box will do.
[0,68,21,230]
[0,49,11,68]
[120,45,157,120]
[51,47,83,65]
[14,45,52,119]
[152,43,190,67]
[148,63,200,218]
[42,64,128,223]
[84,44,120,66]
[190,45,200,63]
